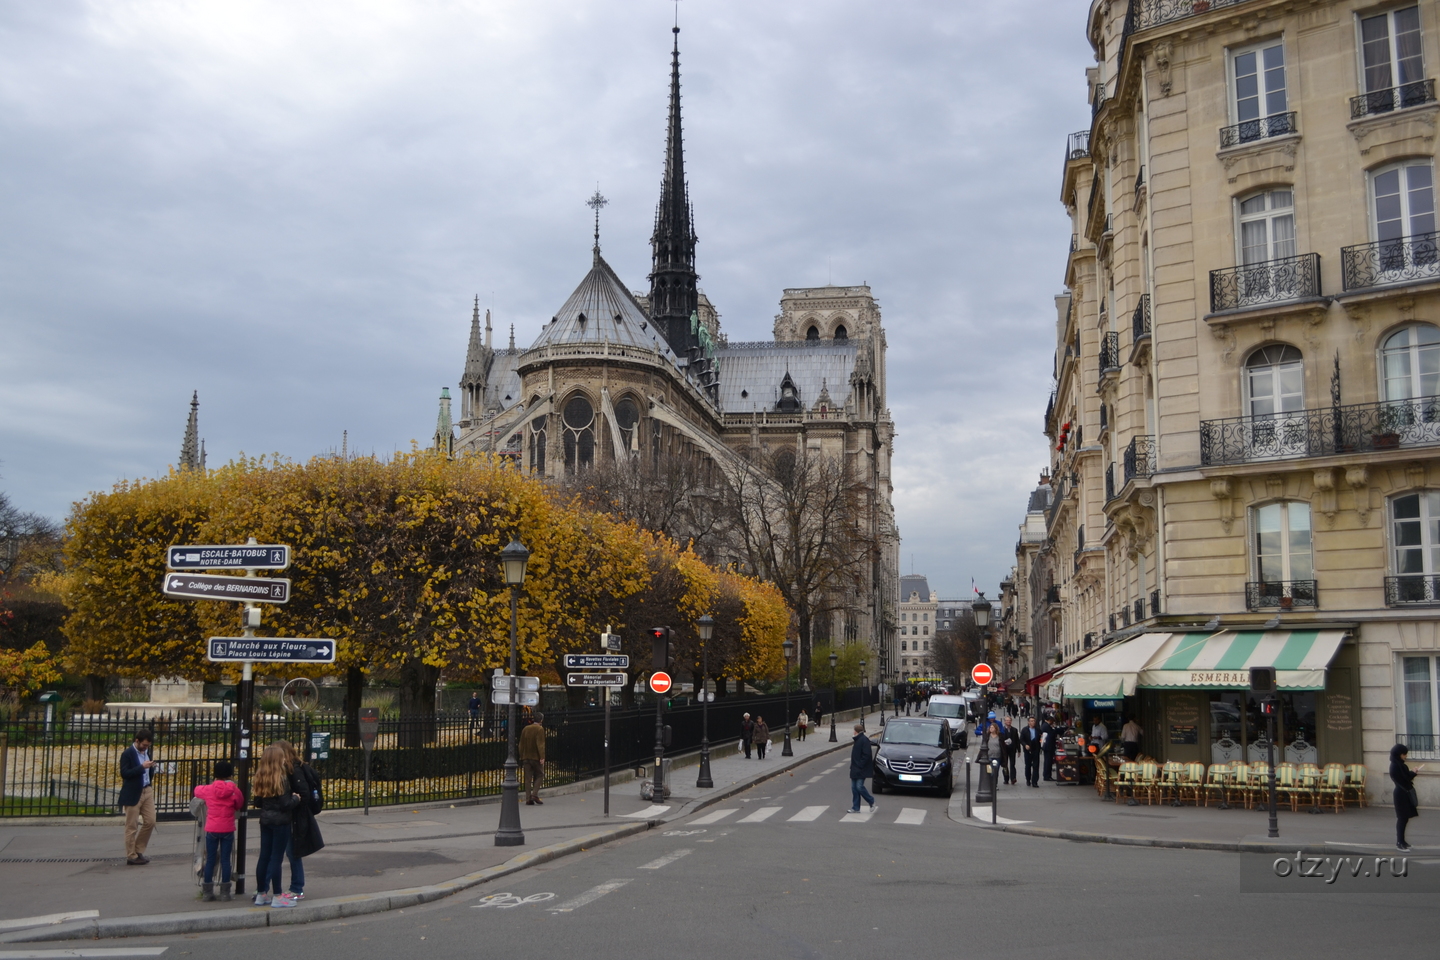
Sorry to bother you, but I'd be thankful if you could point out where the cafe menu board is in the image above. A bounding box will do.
[1169,724,1199,745]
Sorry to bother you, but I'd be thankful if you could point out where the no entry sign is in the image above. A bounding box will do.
[971,662,994,686]
[649,671,673,694]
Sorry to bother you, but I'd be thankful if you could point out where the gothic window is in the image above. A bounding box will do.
[806,325,819,340]
[562,394,595,473]
[1382,324,1440,401]
[615,397,640,454]
[528,416,546,475]
[834,324,848,340]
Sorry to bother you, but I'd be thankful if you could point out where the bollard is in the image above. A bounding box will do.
[965,759,972,819]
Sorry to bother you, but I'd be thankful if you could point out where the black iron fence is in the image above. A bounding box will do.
[1105,463,1116,503]
[1065,129,1090,164]
[1200,395,1440,465]
[1124,434,1156,483]
[1219,111,1296,149]
[1139,0,1254,31]
[1351,79,1436,119]
[1210,252,1321,312]
[1341,231,1440,291]
[1099,331,1120,375]
[0,690,821,819]
[1385,575,1440,607]
[1245,580,1318,611]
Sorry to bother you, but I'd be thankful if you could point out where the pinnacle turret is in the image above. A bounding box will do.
[647,26,700,363]
[179,391,205,471]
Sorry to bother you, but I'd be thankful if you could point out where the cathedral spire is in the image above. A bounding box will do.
[648,25,699,361]
[179,391,204,471]
[460,297,493,423]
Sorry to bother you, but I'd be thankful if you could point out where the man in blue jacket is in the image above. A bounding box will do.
[849,723,877,814]
[118,729,157,865]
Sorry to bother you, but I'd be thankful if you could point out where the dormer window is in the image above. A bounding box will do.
[776,373,802,413]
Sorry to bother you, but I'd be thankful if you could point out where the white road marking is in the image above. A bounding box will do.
[618,804,670,819]
[788,784,808,793]
[0,912,101,933]
[0,952,167,959]
[471,892,555,909]
[787,805,829,822]
[895,808,926,825]
[689,808,737,825]
[840,807,877,823]
[969,807,1032,825]
[548,879,633,912]
[737,806,782,823]
[806,776,824,783]
[637,848,693,870]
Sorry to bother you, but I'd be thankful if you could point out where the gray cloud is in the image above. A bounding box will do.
[0,0,1092,598]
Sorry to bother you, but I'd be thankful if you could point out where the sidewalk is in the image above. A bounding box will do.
[946,749,1440,853]
[0,709,879,942]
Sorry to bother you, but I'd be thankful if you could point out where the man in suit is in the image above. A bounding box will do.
[1040,716,1058,782]
[118,729,157,865]
[1000,717,1020,785]
[1019,716,1044,787]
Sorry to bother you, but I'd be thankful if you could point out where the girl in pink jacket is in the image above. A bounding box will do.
[193,760,244,900]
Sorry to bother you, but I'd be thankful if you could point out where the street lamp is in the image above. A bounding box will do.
[859,658,868,730]
[828,652,839,742]
[494,539,529,847]
[696,615,715,789]
[781,639,795,757]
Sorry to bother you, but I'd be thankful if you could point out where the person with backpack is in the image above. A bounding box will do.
[192,759,243,901]
[277,740,324,900]
[251,744,301,907]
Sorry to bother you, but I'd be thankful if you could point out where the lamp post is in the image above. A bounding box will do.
[971,593,997,807]
[828,652,839,742]
[696,615,715,789]
[859,658,868,730]
[781,639,795,757]
[494,539,529,847]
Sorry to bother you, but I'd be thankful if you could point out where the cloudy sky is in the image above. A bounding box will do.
[0,0,1093,599]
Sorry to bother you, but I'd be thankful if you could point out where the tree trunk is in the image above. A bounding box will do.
[83,674,107,703]
[798,612,813,687]
[343,666,364,747]
[397,657,439,747]
[715,674,728,698]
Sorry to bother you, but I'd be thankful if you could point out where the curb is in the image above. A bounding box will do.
[1,714,870,943]
[954,814,1407,856]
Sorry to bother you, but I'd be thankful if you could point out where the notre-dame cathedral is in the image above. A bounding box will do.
[432,28,899,662]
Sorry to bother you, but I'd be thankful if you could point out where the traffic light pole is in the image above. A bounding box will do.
[650,626,671,800]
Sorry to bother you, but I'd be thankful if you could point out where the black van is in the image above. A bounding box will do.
[871,717,958,797]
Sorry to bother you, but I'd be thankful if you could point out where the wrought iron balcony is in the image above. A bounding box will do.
[1123,434,1155,483]
[1131,294,1151,343]
[1046,585,1061,605]
[1341,231,1440,291]
[1351,80,1437,119]
[1099,403,1109,434]
[1139,0,1254,30]
[1209,252,1321,312]
[1219,111,1297,149]
[1245,580,1317,611]
[1092,82,1106,117]
[1134,164,1146,200]
[1105,463,1116,503]
[1385,575,1440,607]
[1133,597,1145,622]
[1200,395,1440,465]
[1396,733,1440,760]
[1150,590,1160,617]
[1099,331,1120,376]
[1065,130,1090,163]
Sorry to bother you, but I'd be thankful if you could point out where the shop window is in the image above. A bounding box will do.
[1213,690,1317,763]
[1401,655,1440,757]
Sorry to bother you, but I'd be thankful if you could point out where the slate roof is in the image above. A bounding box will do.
[899,575,932,603]
[482,350,524,413]
[528,250,675,358]
[713,340,858,412]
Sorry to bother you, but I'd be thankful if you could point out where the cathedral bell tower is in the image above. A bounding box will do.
[647,27,701,365]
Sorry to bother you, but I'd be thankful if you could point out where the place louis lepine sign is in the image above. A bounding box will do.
[207,637,336,664]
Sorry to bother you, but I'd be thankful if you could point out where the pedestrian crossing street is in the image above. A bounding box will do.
[685,804,929,826]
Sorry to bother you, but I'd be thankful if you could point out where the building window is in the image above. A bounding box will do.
[834,324,848,340]
[1382,324,1440,401]
[614,397,640,454]
[1373,160,1435,246]
[1392,491,1440,579]
[1229,40,1288,142]
[900,641,907,652]
[923,613,929,621]
[923,626,929,635]
[1360,6,1424,99]
[1400,655,1440,757]
[923,641,929,652]
[900,613,907,621]
[1238,189,1295,265]
[528,415,546,475]
[806,325,819,340]
[1245,343,1305,455]
[562,395,595,473]
[1252,501,1314,603]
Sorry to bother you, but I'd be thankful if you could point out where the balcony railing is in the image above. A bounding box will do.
[1046,585,1061,605]
[1200,396,1440,465]
[1351,79,1437,119]
[1099,403,1109,434]
[1341,231,1440,291]
[1134,164,1146,201]
[1385,575,1440,607]
[1139,0,1255,30]
[1396,733,1440,760]
[1105,463,1116,503]
[1209,252,1321,312]
[1245,580,1318,611]
[1131,293,1151,343]
[1065,129,1090,163]
[1099,331,1120,375]
[1133,597,1146,622]
[1150,590,1160,617]
[1092,82,1107,117]
[1123,434,1156,482]
[1219,111,1297,149]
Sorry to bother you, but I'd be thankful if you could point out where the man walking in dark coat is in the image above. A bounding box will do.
[1000,717,1020,785]
[740,713,755,759]
[848,723,877,813]
[1040,716,1058,782]
[118,729,157,865]
[1019,716,1043,787]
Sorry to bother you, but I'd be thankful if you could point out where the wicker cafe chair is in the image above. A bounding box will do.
[1113,762,1141,804]
[1344,764,1369,807]
[1297,763,1324,812]
[1178,762,1208,806]
[1093,755,1113,799]
[1230,762,1259,809]
[1136,761,1161,805]
[1318,763,1347,813]
[1273,762,1302,812]
[1159,761,1186,804]
[1201,763,1232,808]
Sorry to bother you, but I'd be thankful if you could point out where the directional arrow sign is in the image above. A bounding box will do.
[162,573,290,604]
[168,544,290,570]
[567,673,627,687]
[563,654,630,670]
[208,638,335,663]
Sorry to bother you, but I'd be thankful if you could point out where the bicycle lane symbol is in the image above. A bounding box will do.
[471,892,557,909]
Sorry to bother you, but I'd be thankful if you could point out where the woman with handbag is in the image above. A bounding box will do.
[1391,743,1422,851]
[250,745,301,907]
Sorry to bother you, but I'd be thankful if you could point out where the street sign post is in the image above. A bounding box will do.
[167,544,290,570]
[359,707,379,815]
[563,654,630,670]
[566,673,627,687]
[207,638,335,663]
[601,631,622,652]
[971,663,994,686]
[491,675,540,706]
[163,573,290,604]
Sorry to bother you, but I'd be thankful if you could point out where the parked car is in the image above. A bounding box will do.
[872,717,956,797]
[923,694,968,748]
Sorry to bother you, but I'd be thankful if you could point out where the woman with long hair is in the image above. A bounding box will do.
[274,740,320,900]
[250,743,300,907]
[1391,743,1421,852]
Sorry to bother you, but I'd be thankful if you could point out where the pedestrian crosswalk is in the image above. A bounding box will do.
[682,805,929,826]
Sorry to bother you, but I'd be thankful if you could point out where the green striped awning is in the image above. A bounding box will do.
[1135,629,1346,691]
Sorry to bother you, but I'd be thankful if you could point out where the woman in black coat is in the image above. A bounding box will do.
[1391,743,1420,851]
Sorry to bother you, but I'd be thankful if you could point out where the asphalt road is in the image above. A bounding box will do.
[75,751,1439,960]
